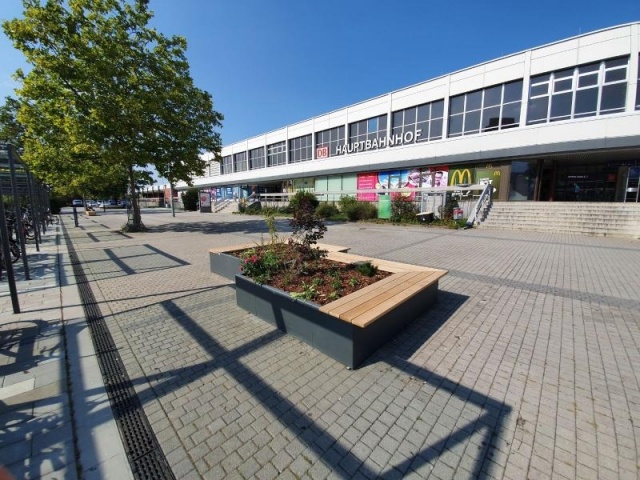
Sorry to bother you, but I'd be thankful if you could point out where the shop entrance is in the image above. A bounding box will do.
[552,163,617,202]
[624,166,640,202]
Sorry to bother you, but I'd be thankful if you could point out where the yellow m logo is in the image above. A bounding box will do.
[450,169,473,185]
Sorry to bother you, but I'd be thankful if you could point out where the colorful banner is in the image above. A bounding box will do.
[200,191,211,207]
[357,172,378,201]
[433,167,449,188]
[475,167,502,197]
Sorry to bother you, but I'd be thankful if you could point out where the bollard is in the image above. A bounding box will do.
[73,206,79,227]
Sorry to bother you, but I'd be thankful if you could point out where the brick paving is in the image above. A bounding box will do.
[3,207,640,479]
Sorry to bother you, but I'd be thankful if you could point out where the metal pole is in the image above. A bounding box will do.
[170,183,175,217]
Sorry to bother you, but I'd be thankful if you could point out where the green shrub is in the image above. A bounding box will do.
[289,191,319,212]
[349,202,377,221]
[239,248,282,284]
[316,202,339,219]
[338,195,377,221]
[49,196,65,214]
[245,201,262,214]
[390,194,419,223]
[338,195,358,212]
[181,188,199,211]
[354,261,378,277]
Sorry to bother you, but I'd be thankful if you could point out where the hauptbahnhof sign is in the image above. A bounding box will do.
[317,130,423,158]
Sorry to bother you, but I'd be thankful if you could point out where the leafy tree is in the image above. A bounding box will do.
[0,97,25,149]
[3,0,223,231]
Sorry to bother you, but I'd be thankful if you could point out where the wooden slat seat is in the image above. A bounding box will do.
[320,269,446,327]
[326,251,435,273]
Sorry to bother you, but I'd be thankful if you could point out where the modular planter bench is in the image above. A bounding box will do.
[209,244,447,369]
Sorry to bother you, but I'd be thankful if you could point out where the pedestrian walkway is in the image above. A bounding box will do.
[1,208,639,479]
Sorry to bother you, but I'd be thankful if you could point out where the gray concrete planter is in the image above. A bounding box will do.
[210,247,446,369]
[209,250,243,281]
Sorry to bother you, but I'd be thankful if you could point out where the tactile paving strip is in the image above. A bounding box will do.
[63,227,176,480]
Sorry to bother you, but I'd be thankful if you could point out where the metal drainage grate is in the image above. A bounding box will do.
[63,227,176,480]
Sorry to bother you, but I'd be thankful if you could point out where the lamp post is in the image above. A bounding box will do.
[168,162,175,218]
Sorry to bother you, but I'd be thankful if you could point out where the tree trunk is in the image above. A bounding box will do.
[127,165,144,231]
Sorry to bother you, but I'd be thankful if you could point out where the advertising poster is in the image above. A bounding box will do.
[420,168,433,187]
[200,191,211,208]
[357,172,378,201]
[475,167,502,198]
[388,170,403,190]
[433,167,449,188]
[404,168,421,200]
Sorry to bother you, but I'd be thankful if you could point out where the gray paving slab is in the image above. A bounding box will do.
[2,207,640,479]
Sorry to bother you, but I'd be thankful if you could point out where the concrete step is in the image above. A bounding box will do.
[479,202,640,239]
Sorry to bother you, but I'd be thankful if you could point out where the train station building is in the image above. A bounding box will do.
[187,22,640,204]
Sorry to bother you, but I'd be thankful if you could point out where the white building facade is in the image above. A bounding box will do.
[189,22,640,203]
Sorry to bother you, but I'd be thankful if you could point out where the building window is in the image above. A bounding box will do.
[267,141,286,167]
[527,56,628,125]
[316,126,345,157]
[348,114,387,150]
[448,80,523,137]
[392,99,444,145]
[288,134,313,163]
[221,155,233,175]
[249,147,265,170]
[233,151,247,172]
[206,160,220,177]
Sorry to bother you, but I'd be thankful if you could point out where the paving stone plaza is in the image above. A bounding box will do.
[1,208,639,479]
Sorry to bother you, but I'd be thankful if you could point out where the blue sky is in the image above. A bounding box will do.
[1,0,638,146]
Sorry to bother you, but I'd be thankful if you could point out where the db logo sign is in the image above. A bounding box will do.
[316,146,329,159]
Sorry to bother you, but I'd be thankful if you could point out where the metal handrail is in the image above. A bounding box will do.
[465,183,493,228]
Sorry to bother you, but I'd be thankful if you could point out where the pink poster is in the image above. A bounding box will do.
[357,173,378,201]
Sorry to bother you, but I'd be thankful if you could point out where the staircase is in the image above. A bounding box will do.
[478,202,640,239]
[213,199,236,213]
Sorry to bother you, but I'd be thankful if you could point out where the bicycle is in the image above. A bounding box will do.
[45,210,59,226]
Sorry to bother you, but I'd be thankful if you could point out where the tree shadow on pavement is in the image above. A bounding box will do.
[115,288,511,479]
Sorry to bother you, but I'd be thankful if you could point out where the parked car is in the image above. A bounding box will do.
[103,200,123,209]
[72,199,83,207]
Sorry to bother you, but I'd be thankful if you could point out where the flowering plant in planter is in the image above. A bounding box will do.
[236,192,390,305]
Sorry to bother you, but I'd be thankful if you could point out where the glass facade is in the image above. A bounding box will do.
[289,134,313,163]
[392,100,444,144]
[233,151,247,172]
[316,126,345,157]
[216,47,637,206]
[527,57,628,124]
[348,114,387,148]
[267,141,286,167]
[249,147,265,170]
[448,80,522,137]
[221,155,232,175]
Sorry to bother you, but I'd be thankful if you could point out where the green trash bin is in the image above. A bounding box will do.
[378,196,391,219]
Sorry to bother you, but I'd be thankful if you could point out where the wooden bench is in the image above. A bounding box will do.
[325,251,435,273]
[320,269,446,327]
[85,209,97,216]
